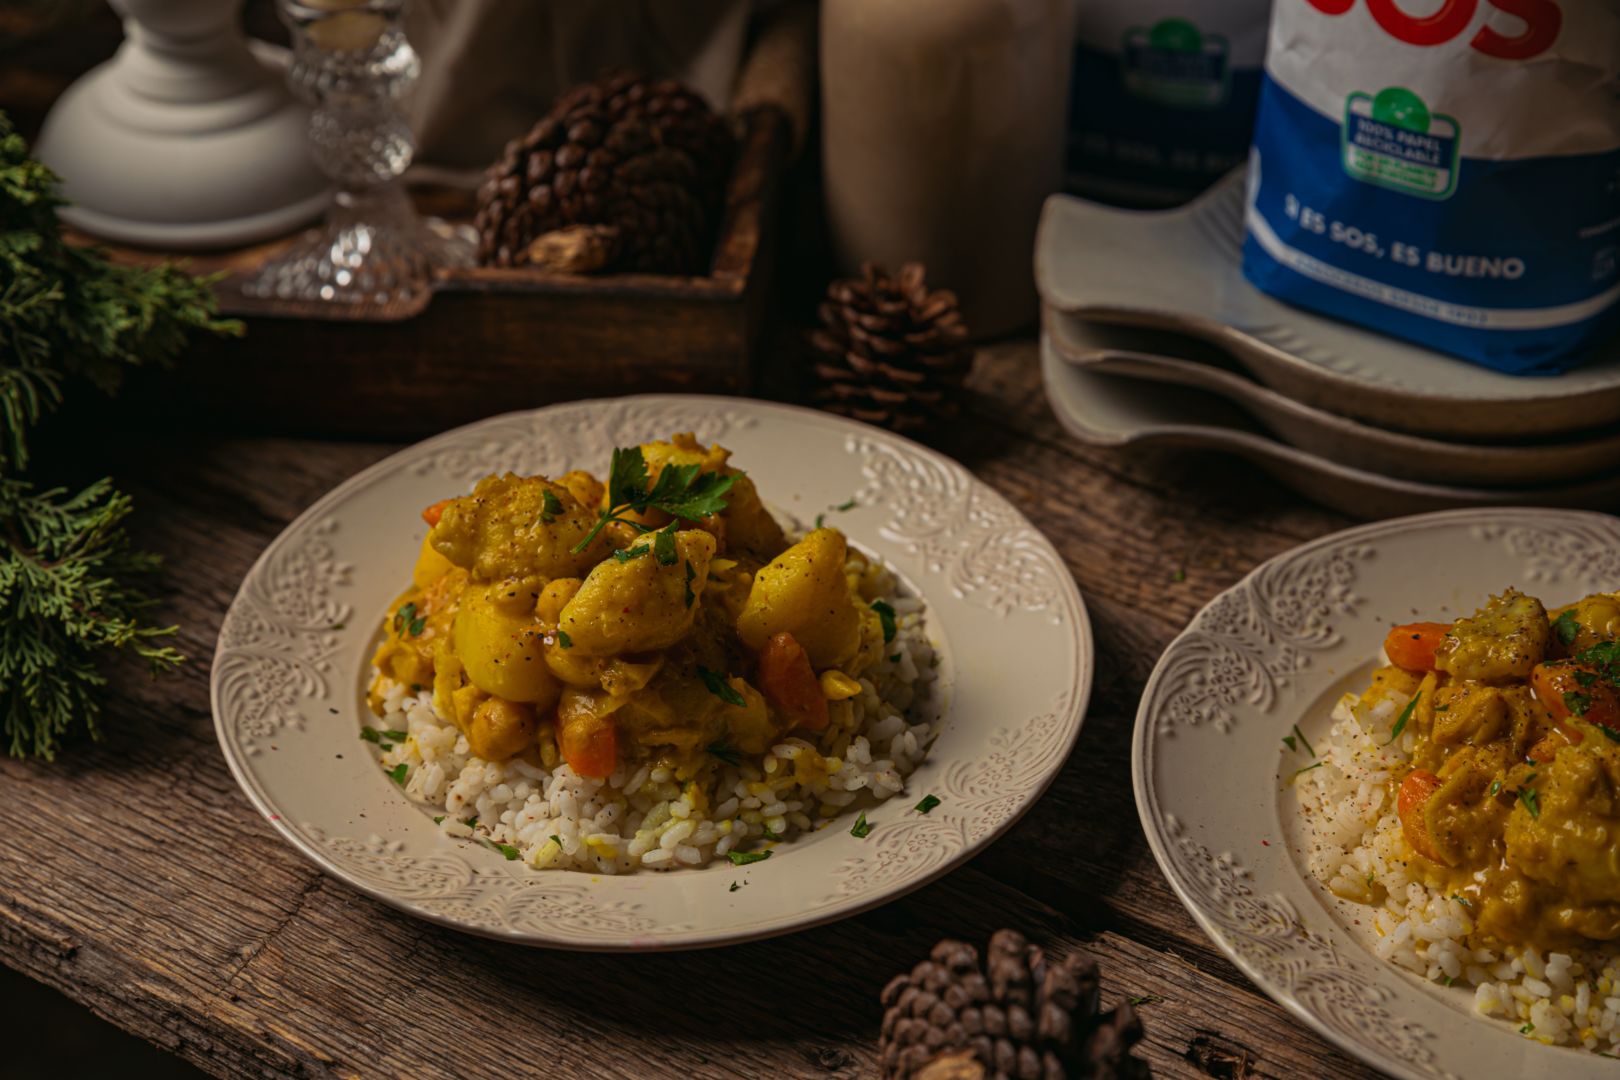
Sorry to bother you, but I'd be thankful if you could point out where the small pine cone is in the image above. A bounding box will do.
[810,262,974,433]
[878,930,1149,1080]
[475,71,731,274]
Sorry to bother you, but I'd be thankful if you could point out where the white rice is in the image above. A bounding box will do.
[1298,684,1620,1054]
[367,587,939,873]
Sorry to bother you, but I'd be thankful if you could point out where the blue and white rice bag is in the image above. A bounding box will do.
[1067,1,1272,205]
[1242,0,1620,374]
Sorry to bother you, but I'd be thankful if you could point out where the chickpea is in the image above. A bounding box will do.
[468,696,537,761]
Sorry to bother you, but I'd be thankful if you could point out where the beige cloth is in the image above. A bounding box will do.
[405,0,751,169]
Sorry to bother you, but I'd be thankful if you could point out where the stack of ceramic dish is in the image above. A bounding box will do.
[1035,172,1620,518]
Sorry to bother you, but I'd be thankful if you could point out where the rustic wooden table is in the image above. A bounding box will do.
[0,339,1386,1079]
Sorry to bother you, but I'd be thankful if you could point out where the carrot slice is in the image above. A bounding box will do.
[558,713,618,779]
[1383,622,1451,673]
[1532,660,1620,737]
[421,498,452,527]
[1397,769,1446,864]
[756,631,829,733]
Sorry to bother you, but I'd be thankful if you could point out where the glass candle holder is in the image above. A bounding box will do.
[245,0,472,307]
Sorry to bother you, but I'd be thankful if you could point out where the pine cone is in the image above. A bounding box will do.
[475,72,733,274]
[810,262,974,433]
[879,930,1149,1080]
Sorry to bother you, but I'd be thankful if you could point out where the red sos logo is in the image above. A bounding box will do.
[1302,0,1560,59]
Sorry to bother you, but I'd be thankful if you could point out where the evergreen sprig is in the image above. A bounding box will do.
[0,110,237,757]
[0,112,241,473]
[1,476,183,759]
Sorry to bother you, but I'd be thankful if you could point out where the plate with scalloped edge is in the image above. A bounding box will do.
[211,394,1091,950]
[1134,507,1620,1079]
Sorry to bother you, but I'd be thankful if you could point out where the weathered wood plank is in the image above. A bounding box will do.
[0,341,1379,1079]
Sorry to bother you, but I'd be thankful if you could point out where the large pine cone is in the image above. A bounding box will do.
[811,262,974,433]
[475,72,733,274]
[879,930,1149,1080]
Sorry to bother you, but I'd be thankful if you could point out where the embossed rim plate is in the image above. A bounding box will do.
[1134,508,1620,1079]
[212,395,1091,950]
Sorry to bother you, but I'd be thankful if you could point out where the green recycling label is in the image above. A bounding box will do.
[1120,17,1231,109]
[1341,87,1460,200]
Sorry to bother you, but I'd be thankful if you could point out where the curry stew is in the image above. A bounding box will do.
[1368,589,1620,949]
[366,434,890,784]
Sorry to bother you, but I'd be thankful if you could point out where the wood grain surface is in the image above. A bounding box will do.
[0,339,1384,1079]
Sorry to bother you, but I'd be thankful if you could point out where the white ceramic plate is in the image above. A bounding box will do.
[211,395,1092,950]
[1035,173,1620,439]
[1046,310,1620,489]
[1041,326,1620,519]
[1135,507,1620,1079]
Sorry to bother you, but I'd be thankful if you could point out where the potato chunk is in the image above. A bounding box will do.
[1435,590,1549,684]
[430,473,605,582]
[452,582,562,707]
[736,528,860,670]
[557,529,717,657]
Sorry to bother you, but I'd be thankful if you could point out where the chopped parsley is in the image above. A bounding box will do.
[1489,779,1502,796]
[1127,994,1164,1007]
[572,447,737,554]
[1564,690,1592,718]
[1290,761,1325,780]
[433,815,445,825]
[727,850,771,866]
[1293,724,1315,758]
[762,828,784,841]
[359,727,382,743]
[1553,608,1581,647]
[549,835,563,849]
[556,630,573,649]
[1576,669,1600,688]
[1518,786,1541,819]
[707,743,742,766]
[872,599,897,644]
[1520,1022,1535,1035]
[697,666,746,707]
[485,839,521,861]
[814,513,825,528]
[1282,734,1297,753]
[729,881,740,892]
[851,811,872,838]
[393,601,417,634]
[1598,724,1620,744]
[386,763,408,786]
[684,561,696,608]
[1441,975,1456,987]
[914,794,941,814]
[653,524,678,566]
[539,489,563,524]
[1386,694,1419,745]
[1172,567,1186,583]
[611,545,653,564]
[835,498,856,512]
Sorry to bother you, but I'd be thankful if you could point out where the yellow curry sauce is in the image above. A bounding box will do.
[1368,589,1620,950]
[367,433,889,788]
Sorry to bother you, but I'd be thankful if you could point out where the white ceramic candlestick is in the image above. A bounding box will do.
[34,0,329,250]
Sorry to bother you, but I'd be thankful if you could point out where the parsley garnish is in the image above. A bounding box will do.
[393,601,417,634]
[572,447,737,553]
[762,828,783,841]
[539,489,563,524]
[549,834,563,848]
[1553,608,1580,647]
[1172,567,1186,583]
[729,881,740,892]
[1564,691,1592,718]
[359,727,382,743]
[1598,724,1620,744]
[433,815,445,824]
[915,794,940,814]
[1520,1022,1535,1035]
[1451,894,1472,907]
[684,561,696,607]
[1290,761,1325,780]
[707,743,742,766]
[485,839,521,861]
[386,763,408,785]
[1386,694,1419,745]
[1575,669,1599,687]
[1518,786,1541,819]
[1128,994,1164,1007]
[835,498,856,512]
[611,545,652,564]
[698,666,746,707]
[1441,975,1456,987]
[1293,724,1315,758]
[1489,779,1502,796]
[872,599,897,644]
[1282,734,1297,753]
[556,630,573,649]
[727,850,771,865]
[814,513,825,528]
[653,524,678,566]
[851,811,872,838]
